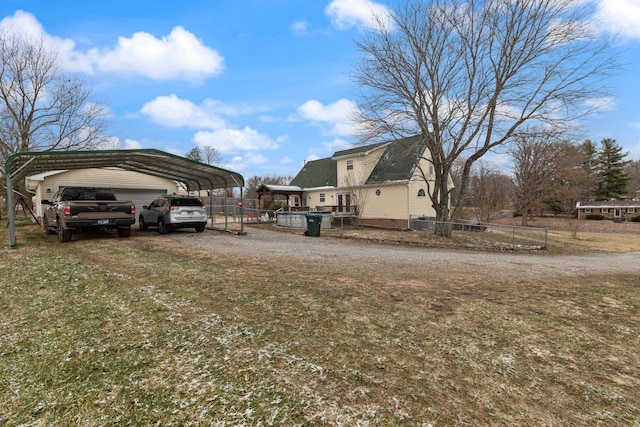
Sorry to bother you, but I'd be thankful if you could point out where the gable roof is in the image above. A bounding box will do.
[366,136,426,184]
[332,141,389,159]
[289,157,337,189]
[289,136,427,190]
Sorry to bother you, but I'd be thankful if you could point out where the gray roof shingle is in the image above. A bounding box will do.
[289,136,426,189]
[366,136,426,184]
[289,157,337,189]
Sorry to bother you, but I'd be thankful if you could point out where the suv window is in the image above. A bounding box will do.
[172,198,203,207]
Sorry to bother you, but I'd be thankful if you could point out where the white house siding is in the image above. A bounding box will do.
[407,178,436,218]
[28,168,178,222]
[304,189,335,210]
[361,184,409,220]
[336,148,385,188]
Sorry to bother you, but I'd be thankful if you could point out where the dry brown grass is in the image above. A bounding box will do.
[1,221,639,426]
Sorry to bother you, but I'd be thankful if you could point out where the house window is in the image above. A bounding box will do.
[600,208,609,213]
[319,193,326,203]
[346,160,354,170]
[292,195,300,207]
[429,165,434,175]
[627,208,636,213]
[584,208,592,213]
[417,189,426,197]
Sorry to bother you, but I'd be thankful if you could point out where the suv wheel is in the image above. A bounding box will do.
[139,216,148,230]
[158,218,169,234]
[195,224,205,232]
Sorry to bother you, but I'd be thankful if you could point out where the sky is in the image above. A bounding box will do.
[0,0,639,181]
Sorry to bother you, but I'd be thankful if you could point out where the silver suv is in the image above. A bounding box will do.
[139,195,207,234]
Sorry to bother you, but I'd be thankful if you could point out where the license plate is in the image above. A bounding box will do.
[97,219,110,225]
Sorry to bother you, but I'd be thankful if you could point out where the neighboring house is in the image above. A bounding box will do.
[576,200,640,221]
[27,168,179,224]
[258,136,446,228]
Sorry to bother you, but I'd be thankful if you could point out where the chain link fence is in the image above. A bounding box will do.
[410,217,547,249]
[201,198,547,249]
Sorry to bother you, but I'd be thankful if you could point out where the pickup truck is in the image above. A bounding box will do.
[42,187,136,242]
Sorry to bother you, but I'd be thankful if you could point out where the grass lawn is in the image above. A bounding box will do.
[1,222,639,425]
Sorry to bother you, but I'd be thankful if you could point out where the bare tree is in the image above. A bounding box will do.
[244,174,293,200]
[470,162,513,223]
[0,32,109,166]
[353,0,613,237]
[343,171,370,228]
[510,130,563,226]
[550,140,587,214]
[625,160,640,199]
[579,139,599,201]
[202,145,223,166]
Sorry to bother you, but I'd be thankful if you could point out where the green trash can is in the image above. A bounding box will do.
[305,214,322,237]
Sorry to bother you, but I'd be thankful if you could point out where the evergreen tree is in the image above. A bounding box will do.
[595,138,630,199]
[186,147,203,162]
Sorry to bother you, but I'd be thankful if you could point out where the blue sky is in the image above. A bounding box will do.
[1,0,639,180]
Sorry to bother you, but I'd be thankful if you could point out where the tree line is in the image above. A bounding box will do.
[466,136,636,226]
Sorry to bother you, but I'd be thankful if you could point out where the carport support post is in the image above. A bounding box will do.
[240,187,244,233]
[5,170,16,248]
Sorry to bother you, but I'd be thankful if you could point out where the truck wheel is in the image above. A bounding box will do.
[57,220,71,243]
[43,215,55,235]
[118,226,131,238]
[139,216,148,230]
[158,218,169,234]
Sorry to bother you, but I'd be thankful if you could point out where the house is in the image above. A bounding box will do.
[27,168,179,224]
[259,136,445,229]
[576,200,640,221]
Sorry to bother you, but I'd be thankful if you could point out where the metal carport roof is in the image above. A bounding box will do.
[4,149,245,247]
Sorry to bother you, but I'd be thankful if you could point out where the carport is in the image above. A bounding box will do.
[4,149,245,247]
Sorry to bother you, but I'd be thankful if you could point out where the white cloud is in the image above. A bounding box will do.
[141,94,277,154]
[192,127,279,154]
[322,138,354,153]
[291,20,308,35]
[88,26,224,82]
[123,138,143,149]
[630,122,640,129]
[244,152,269,165]
[296,98,360,136]
[0,11,224,82]
[596,0,640,39]
[96,136,143,150]
[96,136,121,150]
[326,0,393,31]
[0,10,94,73]
[141,94,235,129]
[584,96,617,113]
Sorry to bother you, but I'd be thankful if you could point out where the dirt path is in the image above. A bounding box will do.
[168,227,640,279]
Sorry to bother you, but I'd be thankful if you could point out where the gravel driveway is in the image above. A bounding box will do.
[169,227,640,279]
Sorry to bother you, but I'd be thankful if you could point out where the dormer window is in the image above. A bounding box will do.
[346,160,354,170]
